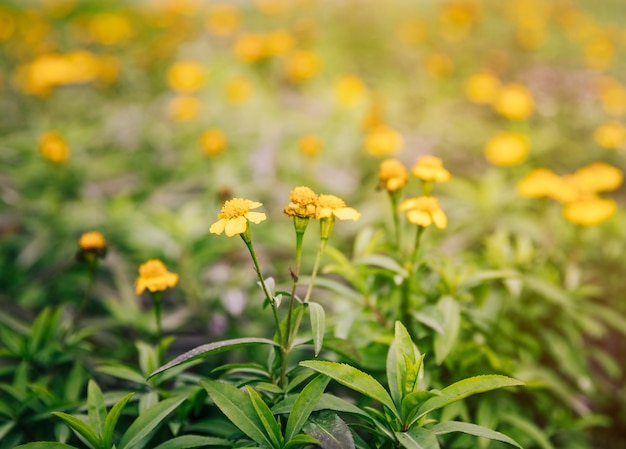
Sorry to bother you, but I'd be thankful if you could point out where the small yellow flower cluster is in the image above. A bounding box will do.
[77,231,107,262]
[465,71,534,120]
[166,61,206,122]
[200,128,227,156]
[593,121,626,149]
[233,29,295,63]
[135,260,179,295]
[210,198,267,237]
[484,132,529,166]
[517,162,623,226]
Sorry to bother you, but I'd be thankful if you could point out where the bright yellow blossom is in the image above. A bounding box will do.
[206,4,240,36]
[135,260,179,295]
[572,162,623,194]
[584,37,614,71]
[298,135,322,157]
[79,231,106,251]
[400,196,447,229]
[87,13,133,46]
[233,33,267,63]
[364,125,403,155]
[284,186,318,219]
[493,83,534,120]
[168,95,201,121]
[484,132,529,166]
[411,155,451,183]
[593,121,626,149]
[465,71,501,104]
[210,198,266,237]
[200,129,226,156]
[265,29,295,56]
[39,131,70,163]
[378,159,409,192]
[516,168,573,200]
[334,75,367,107]
[226,77,252,103]
[167,61,206,92]
[284,50,320,82]
[316,194,361,221]
[563,197,617,226]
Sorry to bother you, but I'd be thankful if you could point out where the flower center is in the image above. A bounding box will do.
[221,198,250,218]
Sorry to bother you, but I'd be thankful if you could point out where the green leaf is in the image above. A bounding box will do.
[429,421,522,448]
[300,360,398,419]
[149,338,279,379]
[97,365,147,384]
[27,308,51,357]
[272,393,369,419]
[433,296,460,365]
[414,376,524,422]
[285,375,330,441]
[387,321,421,410]
[151,435,233,449]
[246,386,282,449]
[14,444,80,449]
[51,412,101,449]
[502,413,555,449]
[87,380,107,438]
[352,255,409,277]
[395,428,440,449]
[201,379,275,449]
[308,302,325,357]
[118,395,187,449]
[303,411,355,449]
[401,391,439,425]
[103,393,134,449]
[283,434,320,449]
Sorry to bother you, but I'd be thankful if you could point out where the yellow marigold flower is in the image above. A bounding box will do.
[167,61,206,93]
[465,70,501,104]
[233,33,267,63]
[284,186,318,219]
[210,198,266,237]
[135,260,179,295]
[298,134,322,157]
[87,13,133,46]
[39,131,70,163]
[316,194,361,221]
[493,83,534,120]
[378,159,409,192]
[584,37,614,71]
[79,231,106,250]
[284,50,320,82]
[596,77,626,116]
[484,132,529,166]
[563,196,617,226]
[200,128,226,156]
[364,125,403,155]
[265,29,295,56]
[572,162,623,194]
[334,75,367,107]
[206,4,240,36]
[400,196,447,229]
[411,155,451,183]
[226,76,252,103]
[168,95,201,121]
[516,168,565,198]
[593,121,626,149]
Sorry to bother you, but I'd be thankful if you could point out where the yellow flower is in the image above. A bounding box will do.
[516,168,571,199]
[200,128,226,156]
[316,194,361,221]
[399,196,447,229]
[79,231,106,251]
[167,61,206,92]
[493,83,534,120]
[378,159,409,192]
[168,94,201,121]
[563,196,617,226]
[39,131,70,163]
[593,121,626,149]
[364,125,403,155]
[465,70,501,104]
[572,162,623,194]
[284,186,318,219]
[265,29,295,56]
[206,4,240,36]
[334,75,367,107]
[210,198,267,237]
[135,260,179,295]
[411,155,451,183]
[596,77,626,116]
[298,135,322,157]
[584,37,614,72]
[233,33,267,63]
[284,50,320,82]
[484,132,529,166]
[225,76,252,103]
[87,13,133,46]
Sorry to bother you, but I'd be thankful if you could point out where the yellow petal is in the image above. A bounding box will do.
[563,198,616,226]
[431,209,448,229]
[225,216,247,236]
[333,207,361,221]
[245,211,267,224]
[407,210,432,227]
[399,198,420,211]
[317,207,333,218]
[247,200,263,209]
[209,218,227,235]
[135,278,147,295]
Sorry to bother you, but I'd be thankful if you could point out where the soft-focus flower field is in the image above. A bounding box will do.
[1,0,626,448]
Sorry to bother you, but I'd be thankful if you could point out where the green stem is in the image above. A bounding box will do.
[401,226,425,328]
[303,238,328,304]
[286,231,304,350]
[152,291,163,362]
[388,191,402,251]
[75,256,97,325]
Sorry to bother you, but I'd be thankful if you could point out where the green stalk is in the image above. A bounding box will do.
[152,291,163,362]
[388,190,402,251]
[286,229,305,349]
[401,226,425,328]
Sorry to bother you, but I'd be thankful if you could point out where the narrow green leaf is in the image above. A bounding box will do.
[246,386,283,449]
[51,412,101,449]
[87,380,107,439]
[27,308,51,356]
[285,375,330,441]
[414,376,524,422]
[118,395,187,449]
[97,365,147,384]
[401,391,439,426]
[300,360,398,419]
[352,254,409,277]
[14,444,80,449]
[151,435,233,449]
[149,338,279,379]
[502,413,555,449]
[103,392,134,449]
[283,434,320,449]
[395,428,440,449]
[308,302,326,357]
[272,393,370,419]
[429,421,522,448]
[201,379,274,449]
[303,411,355,449]
[433,297,460,365]
[387,321,421,410]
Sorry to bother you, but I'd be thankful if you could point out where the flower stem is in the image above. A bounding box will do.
[286,231,304,349]
[152,291,163,362]
[388,191,401,251]
[75,256,97,325]
[303,237,328,304]
[401,226,425,328]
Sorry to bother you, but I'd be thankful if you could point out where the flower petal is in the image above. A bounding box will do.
[225,216,247,236]
[432,209,448,229]
[333,207,361,221]
[317,207,332,218]
[399,198,420,211]
[209,218,227,235]
[247,200,263,209]
[407,210,432,227]
[245,211,267,224]
[135,279,147,295]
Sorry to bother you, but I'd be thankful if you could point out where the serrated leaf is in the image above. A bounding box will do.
[300,360,398,419]
[429,421,522,448]
[103,393,134,449]
[303,412,355,449]
[51,412,101,449]
[246,386,282,449]
[395,428,440,449]
[285,375,330,441]
[308,302,325,357]
[401,391,438,426]
[149,338,279,379]
[151,435,233,449]
[387,321,420,410]
[118,395,187,449]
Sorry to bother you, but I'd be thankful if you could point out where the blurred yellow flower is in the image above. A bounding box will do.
[438,0,479,41]
[265,29,295,56]
[516,168,568,199]
[572,162,623,194]
[364,125,403,155]
[378,159,409,192]
[167,61,206,92]
[255,0,290,16]
[484,132,529,166]
[284,186,318,219]
[200,129,226,156]
[168,95,201,121]
[206,4,240,36]
[396,18,428,47]
[400,196,447,229]
[87,13,133,46]
[425,51,454,79]
[226,76,252,103]
[411,155,451,183]
[135,260,179,295]
[493,83,534,120]
[593,121,626,149]
[584,37,614,71]
[284,50,320,82]
[79,231,106,251]
[233,33,267,63]
[334,75,367,107]
[298,134,322,157]
[465,71,501,104]
[596,77,626,116]
[210,198,266,237]
[316,194,361,221]
[39,131,70,163]
[563,196,617,226]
